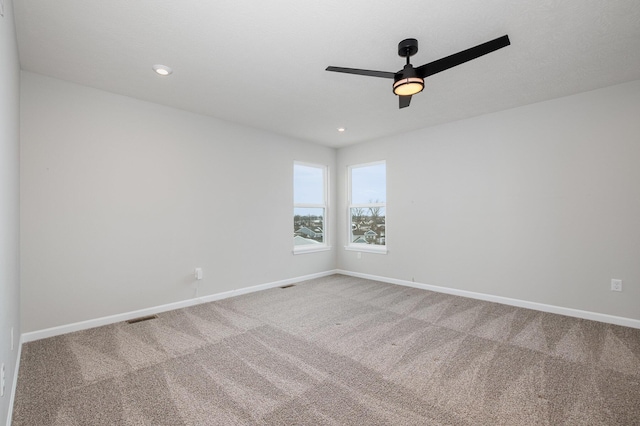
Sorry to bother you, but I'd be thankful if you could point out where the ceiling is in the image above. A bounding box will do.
[13,0,640,148]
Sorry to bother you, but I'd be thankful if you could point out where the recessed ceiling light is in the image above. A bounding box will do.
[152,64,173,76]
[337,127,346,133]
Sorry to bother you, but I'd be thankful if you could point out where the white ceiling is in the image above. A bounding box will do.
[13,0,640,148]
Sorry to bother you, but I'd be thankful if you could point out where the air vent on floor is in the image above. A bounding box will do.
[280,284,296,289]
[126,315,158,324]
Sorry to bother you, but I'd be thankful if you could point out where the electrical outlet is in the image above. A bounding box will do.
[357,252,362,259]
[611,279,623,292]
[1,363,5,397]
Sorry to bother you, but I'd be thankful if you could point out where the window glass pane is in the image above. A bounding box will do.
[294,164,324,204]
[351,163,386,204]
[294,207,324,245]
[350,206,385,245]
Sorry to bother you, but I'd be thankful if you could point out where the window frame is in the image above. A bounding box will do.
[293,161,330,254]
[346,161,387,254]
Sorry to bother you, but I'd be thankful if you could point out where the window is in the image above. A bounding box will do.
[348,161,386,252]
[293,162,328,253]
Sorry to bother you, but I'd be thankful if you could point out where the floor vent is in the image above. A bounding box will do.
[126,315,158,324]
[280,284,296,289]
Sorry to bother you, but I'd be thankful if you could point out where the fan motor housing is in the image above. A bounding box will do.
[394,64,418,82]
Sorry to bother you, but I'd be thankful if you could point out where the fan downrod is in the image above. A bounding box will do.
[398,38,418,58]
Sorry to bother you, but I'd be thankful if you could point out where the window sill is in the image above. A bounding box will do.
[344,245,388,254]
[293,246,332,255]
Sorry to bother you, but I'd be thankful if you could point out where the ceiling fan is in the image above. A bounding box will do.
[326,35,510,109]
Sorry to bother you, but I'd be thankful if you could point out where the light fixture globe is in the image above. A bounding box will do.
[393,64,424,96]
[393,77,424,96]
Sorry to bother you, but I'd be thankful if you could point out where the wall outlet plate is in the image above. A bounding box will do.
[1,363,5,397]
[611,279,623,292]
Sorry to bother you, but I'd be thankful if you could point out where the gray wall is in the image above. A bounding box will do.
[338,80,640,320]
[0,0,21,422]
[20,72,336,332]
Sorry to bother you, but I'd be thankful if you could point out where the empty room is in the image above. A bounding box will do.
[1,0,639,424]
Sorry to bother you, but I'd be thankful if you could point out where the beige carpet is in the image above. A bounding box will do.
[12,274,640,425]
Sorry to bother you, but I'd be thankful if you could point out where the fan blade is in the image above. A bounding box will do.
[326,66,395,79]
[399,95,412,109]
[416,35,510,78]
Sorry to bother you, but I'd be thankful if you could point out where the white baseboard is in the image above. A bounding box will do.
[336,270,640,329]
[5,335,22,426]
[21,270,338,343]
[21,268,639,344]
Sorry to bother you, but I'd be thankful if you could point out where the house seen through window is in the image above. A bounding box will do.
[349,161,386,251]
[293,162,327,252]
